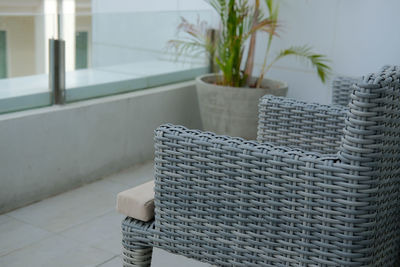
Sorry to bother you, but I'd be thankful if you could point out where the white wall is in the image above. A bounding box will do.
[253,0,400,104]
[91,0,400,104]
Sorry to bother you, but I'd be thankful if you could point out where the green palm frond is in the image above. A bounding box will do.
[244,18,275,40]
[212,0,250,87]
[167,16,215,63]
[206,0,227,26]
[170,0,332,88]
[168,40,205,57]
[266,0,279,36]
[273,45,332,83]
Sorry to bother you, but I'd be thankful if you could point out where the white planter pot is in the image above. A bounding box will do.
[196,74,288,140]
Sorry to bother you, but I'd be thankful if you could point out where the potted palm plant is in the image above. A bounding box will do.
[169,0,331,139]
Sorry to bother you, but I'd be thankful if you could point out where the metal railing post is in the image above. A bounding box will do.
[49,0,65,105]
[49,38,65,105]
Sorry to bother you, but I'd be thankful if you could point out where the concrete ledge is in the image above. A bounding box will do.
[0,81,202,214]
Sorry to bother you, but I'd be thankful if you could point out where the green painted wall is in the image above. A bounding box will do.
[0,31,7,79]
[75,31,88,69]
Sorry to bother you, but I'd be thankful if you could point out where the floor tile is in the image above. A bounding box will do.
[0,162,157,266]
[97,256,123,267]
[0,217,50,257]
[152,247,211,267]
[61,210,124,255]
[0,215,12,225]
[108,161,154,187]
[85,179,131,197]
[0,234,114,267]
[7,180,127,233]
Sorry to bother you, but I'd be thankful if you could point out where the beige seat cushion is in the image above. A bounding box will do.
[117,180,155,222]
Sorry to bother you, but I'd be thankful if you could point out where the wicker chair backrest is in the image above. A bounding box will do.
[338,65,400,265]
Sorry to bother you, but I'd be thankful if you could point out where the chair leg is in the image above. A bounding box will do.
[122,244,153,267]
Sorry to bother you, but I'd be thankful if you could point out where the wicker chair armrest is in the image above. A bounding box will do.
[332,75,360,106]
[258,95,347,154]
[151,124,376,266]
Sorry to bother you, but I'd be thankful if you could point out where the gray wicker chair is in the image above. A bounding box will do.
[121,66,400,266]
[332,75,360,106]
[331,66,395,106]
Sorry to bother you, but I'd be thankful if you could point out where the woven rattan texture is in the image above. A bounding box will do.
[121,66,400,266]
[258,95,346,154]
[338,65,400,266]
[121,218,155,267]
[332,76,360,106]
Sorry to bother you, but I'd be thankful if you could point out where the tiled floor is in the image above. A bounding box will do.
[0,161,154,267]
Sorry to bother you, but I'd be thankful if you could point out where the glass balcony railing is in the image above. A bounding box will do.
[0,10,214,113]
[0,14,57,113]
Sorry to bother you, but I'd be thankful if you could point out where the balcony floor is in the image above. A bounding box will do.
[0,161,154,267]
